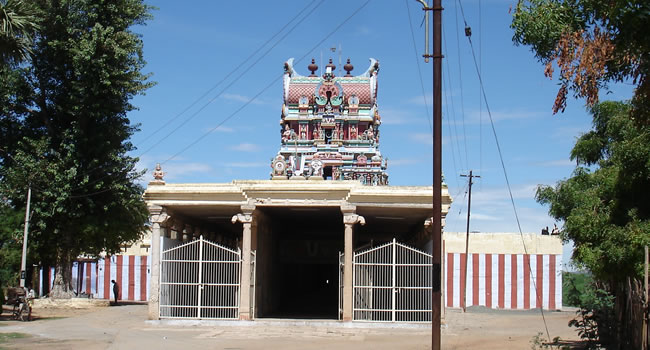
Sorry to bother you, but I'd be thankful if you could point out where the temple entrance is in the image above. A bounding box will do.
[255,207,343,319]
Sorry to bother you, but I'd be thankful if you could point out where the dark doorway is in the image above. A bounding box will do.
[323,166,332,180]
[276,262,338,318]
[255,207,342,319]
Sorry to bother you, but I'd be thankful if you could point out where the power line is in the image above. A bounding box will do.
[138,0,326,159]
[11,0,324,197]
[456,0,551,341]
[161,0,371,164]
[454,0,470,173]
[137,0,321,148]
[49,0,325,195]
[404,0,433,134]
[442,21,468,173]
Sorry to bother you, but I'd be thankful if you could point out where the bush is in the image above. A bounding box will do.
[563,271,592,307]
[568,282,615,349]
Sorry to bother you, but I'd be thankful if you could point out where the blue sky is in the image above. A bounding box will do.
[129,1,633,253]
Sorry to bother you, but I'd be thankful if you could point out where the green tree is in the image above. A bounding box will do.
[536,101,650,348]
[0,201,23,287]
[0,0,40,65]
[0,0,153,298]
[511,0,650,117]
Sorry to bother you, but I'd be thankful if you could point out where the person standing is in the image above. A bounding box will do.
[111,280,119,305]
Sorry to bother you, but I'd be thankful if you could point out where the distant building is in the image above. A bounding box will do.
[443,232,563,310]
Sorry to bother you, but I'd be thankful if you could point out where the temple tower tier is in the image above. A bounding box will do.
[271,57,388,186]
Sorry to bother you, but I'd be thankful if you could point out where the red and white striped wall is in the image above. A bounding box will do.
[39,255,150,302]
[97,255,150,301]
[445,253,562,310]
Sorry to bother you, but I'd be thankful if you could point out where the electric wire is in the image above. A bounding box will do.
[136,0,322,148]
[138,0,325,159]
[161,0,371,164]
[478,0,483,189]
[404,0,433,134]
[443,78,460,186]
[453,0,470,174]
[442,22,469,173]
[456,0,552,341]
[37,0,324,197]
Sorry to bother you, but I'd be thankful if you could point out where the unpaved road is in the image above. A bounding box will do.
[0,304,580,349]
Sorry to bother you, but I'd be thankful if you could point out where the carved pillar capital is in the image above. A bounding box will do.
[148,205,170,226]
[340,203,357,215]
[341,204,365,226]
[232,204,256,224]
[343,213,365,226]
[231,213,253,224]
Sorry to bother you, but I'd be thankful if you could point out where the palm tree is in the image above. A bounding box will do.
[0,0,39,65]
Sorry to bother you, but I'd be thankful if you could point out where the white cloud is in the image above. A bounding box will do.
[407,94,433,107]
[551,126,587,140]
[356,26,371,36]
[388,158,419,166]
[535,159,575,167]
[161,162,213,180]
[381,113,415,125]
[221,93,266,105]
[460,108,545,124]
[410,132,434,145]
[229,143,261,152]
[470,183,539,204]
[470,212,502,221]
[203,125,235,133]
[224,162,268,168]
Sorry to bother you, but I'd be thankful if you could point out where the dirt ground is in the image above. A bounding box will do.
[0,303,581,349]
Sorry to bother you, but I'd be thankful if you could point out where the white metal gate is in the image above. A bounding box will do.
[160,236,241,319]
[338,251,344,320]
[352,238,432,322]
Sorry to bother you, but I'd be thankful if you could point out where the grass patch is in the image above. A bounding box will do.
[0,332,30,343]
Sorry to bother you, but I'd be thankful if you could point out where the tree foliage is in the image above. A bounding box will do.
[0,0,40,65]
[0,0,153,296]
[511,0,650,116]
[536,101,649,348]
[0,202,23,287]
[536,101,649,281]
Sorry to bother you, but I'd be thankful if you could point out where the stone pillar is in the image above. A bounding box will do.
[341,205,365,321]
[170,220,181,241]
[183,224,192,242]
[232,204,255,320]
[148,205,169,320]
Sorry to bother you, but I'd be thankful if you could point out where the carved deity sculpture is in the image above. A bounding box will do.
[153,163,164,180]
[282,124,292,142]
[349,125,358,140]
[299,124,307,140]
[150,163,165,184]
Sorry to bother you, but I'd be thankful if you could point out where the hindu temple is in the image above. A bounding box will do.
[143,58,452,322]
[271,57,387,185]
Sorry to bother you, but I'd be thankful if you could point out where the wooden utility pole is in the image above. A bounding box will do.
[641,246,650,349]
[415,0,442,349]
[460,170,479,312]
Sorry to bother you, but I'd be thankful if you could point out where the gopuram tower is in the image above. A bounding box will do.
[270,57,388,185]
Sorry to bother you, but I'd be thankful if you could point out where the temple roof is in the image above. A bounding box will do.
[283,57,379,106]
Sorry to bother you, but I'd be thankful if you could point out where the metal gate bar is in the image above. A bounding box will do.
[159,236,241,319]
[351,238,432,322]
